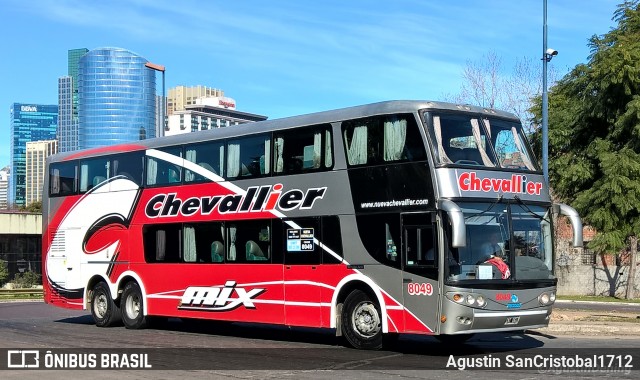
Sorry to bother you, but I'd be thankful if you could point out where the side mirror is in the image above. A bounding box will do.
[439,199,466,248]
[555,203,583,247]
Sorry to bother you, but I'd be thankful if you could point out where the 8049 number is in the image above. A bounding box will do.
[407,282,433,296]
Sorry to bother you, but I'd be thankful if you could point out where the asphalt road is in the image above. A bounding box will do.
[1,302,639,379]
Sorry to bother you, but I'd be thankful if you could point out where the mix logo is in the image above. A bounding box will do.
[179,281,266,311]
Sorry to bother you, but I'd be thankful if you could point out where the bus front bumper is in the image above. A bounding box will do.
[440,306,553,335]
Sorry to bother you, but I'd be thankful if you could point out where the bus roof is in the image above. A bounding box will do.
[49,100,520,162]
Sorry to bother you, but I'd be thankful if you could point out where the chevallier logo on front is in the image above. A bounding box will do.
[458,172,543,195]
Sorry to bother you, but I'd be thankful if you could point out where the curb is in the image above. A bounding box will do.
[537,321,640,336]
[555,299,640,307]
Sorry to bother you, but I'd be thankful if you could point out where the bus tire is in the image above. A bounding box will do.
[121,282,148,329]
[90,282,121,327]
[341,289,383,350]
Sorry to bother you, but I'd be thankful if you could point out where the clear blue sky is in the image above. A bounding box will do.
[0,0,620,167]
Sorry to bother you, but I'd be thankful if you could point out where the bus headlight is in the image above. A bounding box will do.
[538,292,555,306]
[466,295,476,305]
[446,292,487,308]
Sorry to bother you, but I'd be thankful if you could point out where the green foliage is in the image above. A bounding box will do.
[19,201,42,213]
[12,271,41,289]
[0,260,8,285]
[531,1,640,254]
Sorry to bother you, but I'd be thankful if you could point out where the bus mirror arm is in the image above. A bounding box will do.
[439,199,466,248]
[556,203,583,248]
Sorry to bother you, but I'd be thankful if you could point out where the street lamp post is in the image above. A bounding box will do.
[542,0,557,186]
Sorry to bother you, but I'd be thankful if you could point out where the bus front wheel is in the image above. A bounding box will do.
[341,289,383,350]
[90,282,121,327]
[121,282,148,329]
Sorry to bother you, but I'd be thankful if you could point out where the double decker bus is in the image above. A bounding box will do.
[42,100,582,349]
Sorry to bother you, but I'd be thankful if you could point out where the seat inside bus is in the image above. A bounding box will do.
[211,241,224,263]
[246,240,267,261]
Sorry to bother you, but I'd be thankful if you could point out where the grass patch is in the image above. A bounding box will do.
[577,315,640,323]
[557,295,640,303]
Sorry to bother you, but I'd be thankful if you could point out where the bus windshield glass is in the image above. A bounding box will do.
[428,113,538,171]
[447,202,554,282]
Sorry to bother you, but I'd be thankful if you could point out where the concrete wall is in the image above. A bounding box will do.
[555,232,640,297]
[0,212,41,234]
[555,249,639,297]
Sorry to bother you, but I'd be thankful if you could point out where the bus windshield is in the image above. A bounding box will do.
[429,113,537,171]
[446,202,554,282]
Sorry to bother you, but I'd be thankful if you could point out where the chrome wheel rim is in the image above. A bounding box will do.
[351,301,381,338]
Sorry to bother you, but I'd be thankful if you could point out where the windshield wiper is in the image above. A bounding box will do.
[513,195,549,222]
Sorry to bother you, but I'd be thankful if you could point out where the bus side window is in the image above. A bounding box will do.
[184,141,225,182]
[342,114,425,167]
[49,162,77,196]
[111,152,143,185]
[143,224,182,263]
[225,221,271,263]
[355,214,401,269]
[146,147,182,187]
[273,124,333,175]
[79,157,110,193]
[226,135,271,179]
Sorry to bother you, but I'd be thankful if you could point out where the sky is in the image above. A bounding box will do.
[0,0,621,167]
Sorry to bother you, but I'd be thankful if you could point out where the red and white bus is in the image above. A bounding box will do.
[42,100,582,349]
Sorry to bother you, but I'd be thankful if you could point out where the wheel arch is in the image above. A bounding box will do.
[330,274,389,333]
[114,271,149,316]
[84,274,112,310]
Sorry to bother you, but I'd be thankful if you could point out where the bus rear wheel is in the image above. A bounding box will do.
[90,282,121,327]
[341,289,383,350]
[121,282,148,329]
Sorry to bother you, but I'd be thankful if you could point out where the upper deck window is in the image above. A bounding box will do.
[342,114,426,167]
[49,162,77,197]
[428,113,537,171]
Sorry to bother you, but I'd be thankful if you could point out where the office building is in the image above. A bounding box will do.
[57,48,88,153]
[9,104,58,207]
[25,140,57,205]
[165,97,267,136]
[167,85,224,116]
[78,47,157,149]
[0,168,8,210]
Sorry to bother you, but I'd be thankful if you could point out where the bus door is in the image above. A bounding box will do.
[401,213,441,333]
[283,218,323,327]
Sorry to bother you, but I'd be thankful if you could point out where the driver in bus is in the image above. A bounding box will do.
[479,233,510,279]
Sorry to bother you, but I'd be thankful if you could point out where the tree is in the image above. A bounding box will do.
[530,1,640,298]
[0,259,8,286]
[25,200,42,213]
[445,51,557,133]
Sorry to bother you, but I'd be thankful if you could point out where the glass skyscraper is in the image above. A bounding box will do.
[78,47,157,149]
[58,48,89,153]
[9,103,58,207]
